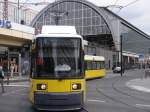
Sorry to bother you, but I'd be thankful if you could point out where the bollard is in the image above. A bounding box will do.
[145,69,150,78]
[148,70,150,78]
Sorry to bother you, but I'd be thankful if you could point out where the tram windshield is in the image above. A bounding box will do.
[31,37,83,79]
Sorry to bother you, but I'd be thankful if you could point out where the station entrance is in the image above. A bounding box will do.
[0,46,21,76]
[0,24,34,76]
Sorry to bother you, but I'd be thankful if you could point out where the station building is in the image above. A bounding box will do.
[0,0,37,25]
[0,21,34,76]
[31,0,150,69]
[0,1,37,76]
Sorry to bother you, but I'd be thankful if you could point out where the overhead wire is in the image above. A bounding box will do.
[111,0,120,10]
[123,0,140,8]
[117,0,141,13]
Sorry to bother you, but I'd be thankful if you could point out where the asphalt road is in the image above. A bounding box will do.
[0,69,150,112]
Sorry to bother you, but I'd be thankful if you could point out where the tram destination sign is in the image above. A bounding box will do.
[0,20,11,29]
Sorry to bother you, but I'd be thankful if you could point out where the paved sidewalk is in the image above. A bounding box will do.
[3,76,29,83]
[106,69,150,93]
[126,78,150,93]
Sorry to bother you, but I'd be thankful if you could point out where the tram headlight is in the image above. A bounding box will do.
[37,84,47,90]
[72,83,81,90]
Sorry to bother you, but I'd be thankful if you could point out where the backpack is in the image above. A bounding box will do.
[0,70,4,79]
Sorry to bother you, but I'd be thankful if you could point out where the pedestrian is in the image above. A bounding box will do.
[10,64,14,77]
[0,64,5,93]
[3,65,9,85]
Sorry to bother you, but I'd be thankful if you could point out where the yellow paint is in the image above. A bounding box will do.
[85,69,106,79]
[29,79,34,103]
[29,78,85,103]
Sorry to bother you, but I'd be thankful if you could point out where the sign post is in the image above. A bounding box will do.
[120,35,123,77]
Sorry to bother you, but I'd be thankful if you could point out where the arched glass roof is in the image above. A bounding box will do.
[31,0,112,35]
[31,0,118,50]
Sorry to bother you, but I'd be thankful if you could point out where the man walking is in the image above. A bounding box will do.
[0,64,5,93]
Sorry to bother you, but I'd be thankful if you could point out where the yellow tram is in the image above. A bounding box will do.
[29,26,85,111]
[84,55,106,79]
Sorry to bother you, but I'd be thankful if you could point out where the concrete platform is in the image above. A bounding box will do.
[3,76,29,83]
[126,78,150,93]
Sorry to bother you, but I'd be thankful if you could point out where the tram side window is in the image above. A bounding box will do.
[97,62,101,70]
[86,61,104,70]
[87,61,92,70]
[103,61,105,68]
[100,61,105,69]
[92,62,97,70]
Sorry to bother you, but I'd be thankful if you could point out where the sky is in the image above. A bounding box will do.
[90,0,150,35]
[18,0,150,35]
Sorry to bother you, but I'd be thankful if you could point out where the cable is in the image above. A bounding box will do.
[123,0,140,8]
[112,0,120,10]
[22,0,30,5]
[116,0,140,13]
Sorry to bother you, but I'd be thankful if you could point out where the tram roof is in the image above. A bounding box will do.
[84,55,105,61]
[42,25,77,35]
[35,25,82,39]
[35,33,82,39]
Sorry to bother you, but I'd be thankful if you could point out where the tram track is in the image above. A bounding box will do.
[96,76,150,112]
[81,108,89,112]
[112,76,150,103]
[74,108,88,112]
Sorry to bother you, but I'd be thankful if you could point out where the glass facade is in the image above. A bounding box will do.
[33,1,111,36]
[121,24,150,55]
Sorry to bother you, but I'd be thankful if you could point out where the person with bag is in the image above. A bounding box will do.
[0,64,5,93]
